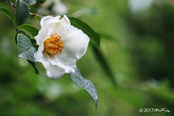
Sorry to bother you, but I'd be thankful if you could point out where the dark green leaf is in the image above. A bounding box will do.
[23,0,36,5]
[28,60,39,74]
[16,33,37,62]
[70,68,98,108]
[0,7,15,23]
[92,45,117,87]
[16,0,30,25]
[36,0,46,4]
[69,17,100,47]
[18,24,39,36]
[100,32,120,43]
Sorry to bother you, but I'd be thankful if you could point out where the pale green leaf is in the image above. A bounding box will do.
[23,0,36,5]
[70,68,98,108]
[16,33,36,62]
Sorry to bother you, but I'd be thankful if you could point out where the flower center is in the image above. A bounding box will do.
[43,33,64,56]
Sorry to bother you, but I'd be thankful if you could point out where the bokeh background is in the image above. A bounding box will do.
[0,0,174,116]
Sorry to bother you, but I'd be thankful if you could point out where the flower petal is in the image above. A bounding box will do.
[46,16,89,73]
[47,53,77,73]
[41,16,61,28]
[34,15,90,78]
[53,15,89,59]
[62,26,90,60]
[42,62,65,79]
[35,16,61,45]
[35,47,65,78]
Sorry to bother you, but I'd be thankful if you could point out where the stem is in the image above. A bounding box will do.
[7,0,16,17]
[30,12,44,18]
[7,0,18,31]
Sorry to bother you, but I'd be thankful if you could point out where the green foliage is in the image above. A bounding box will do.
[1,0,174,115]
[28,60,39,74]
[92,45,117,86]
[69,17,116,87]
[18,24,38,36]
[16,33,36,62]
[69,17,100,47]
[16,0,29,25]
[100,32,120,43]
[70,68,98,108]
[23,0,36,5]
[36,0,46,4]
[0,7,15,23]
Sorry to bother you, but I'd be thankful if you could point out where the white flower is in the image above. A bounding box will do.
[34,15,90,79]
[53,0,68,15]
[43,0,68,15]
[129,0,153,13]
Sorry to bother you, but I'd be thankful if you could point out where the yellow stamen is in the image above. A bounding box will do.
[43,33,64,56]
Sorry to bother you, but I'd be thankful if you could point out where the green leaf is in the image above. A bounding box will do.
[16,0,30,25]
[92,45,117,87]
[18,24,39,36]
[23,0,36,5]
[36,0,46,4]
[0,7,15,23]
[70,68,98,108]
[100,32,120,43]
[69,17,100,47]
[28,60,39,74]
[16,33,37,62]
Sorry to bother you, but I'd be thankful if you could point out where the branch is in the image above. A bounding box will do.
[7,0,16,17]
[30,12,44,18]
[7,0,18,31]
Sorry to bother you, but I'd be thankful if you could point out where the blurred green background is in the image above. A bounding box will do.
[0,0,174,116]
